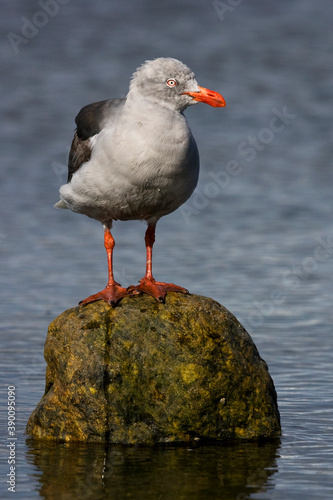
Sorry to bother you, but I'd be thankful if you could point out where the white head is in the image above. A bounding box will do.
[128,57,225,112]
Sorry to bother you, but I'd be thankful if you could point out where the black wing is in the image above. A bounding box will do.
[67,98,125,182]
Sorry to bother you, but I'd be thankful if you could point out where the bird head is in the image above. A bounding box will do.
[128,57,225,112]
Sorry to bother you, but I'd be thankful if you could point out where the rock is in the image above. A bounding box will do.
[26,293,280,444]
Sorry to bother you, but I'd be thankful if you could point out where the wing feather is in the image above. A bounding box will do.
[67,98,125,182]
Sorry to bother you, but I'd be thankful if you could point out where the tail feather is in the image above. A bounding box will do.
[54,200,68,209]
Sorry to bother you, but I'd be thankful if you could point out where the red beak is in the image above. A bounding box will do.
[183,86,226,108]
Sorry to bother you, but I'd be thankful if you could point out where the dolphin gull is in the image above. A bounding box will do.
[55,57,225,306]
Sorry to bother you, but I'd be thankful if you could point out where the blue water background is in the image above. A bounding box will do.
[1,0,333,498]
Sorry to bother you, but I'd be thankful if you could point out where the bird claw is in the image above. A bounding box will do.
[79,278,188,307]
[79,283,139,307]
[127,278,189,303]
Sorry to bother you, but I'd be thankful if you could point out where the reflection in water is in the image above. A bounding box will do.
[26,439,279,499]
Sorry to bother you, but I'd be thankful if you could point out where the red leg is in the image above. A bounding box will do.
[80,226,130,307]
[128,224,189,302]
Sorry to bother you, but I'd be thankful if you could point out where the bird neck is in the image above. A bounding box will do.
[125,89,184,114]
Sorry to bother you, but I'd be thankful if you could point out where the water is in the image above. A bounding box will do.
[1,0,333,498]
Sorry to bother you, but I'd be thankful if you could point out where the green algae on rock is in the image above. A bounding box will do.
[26,294,281,444]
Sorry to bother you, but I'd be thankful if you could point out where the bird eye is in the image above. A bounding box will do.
[166,78,178,88]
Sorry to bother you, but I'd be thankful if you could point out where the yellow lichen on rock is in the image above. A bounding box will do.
[26,293,281,444]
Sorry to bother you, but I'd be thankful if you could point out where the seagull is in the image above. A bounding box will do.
[55,57,225,306]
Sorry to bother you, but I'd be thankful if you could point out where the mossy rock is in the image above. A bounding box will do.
[26,293,280,444]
